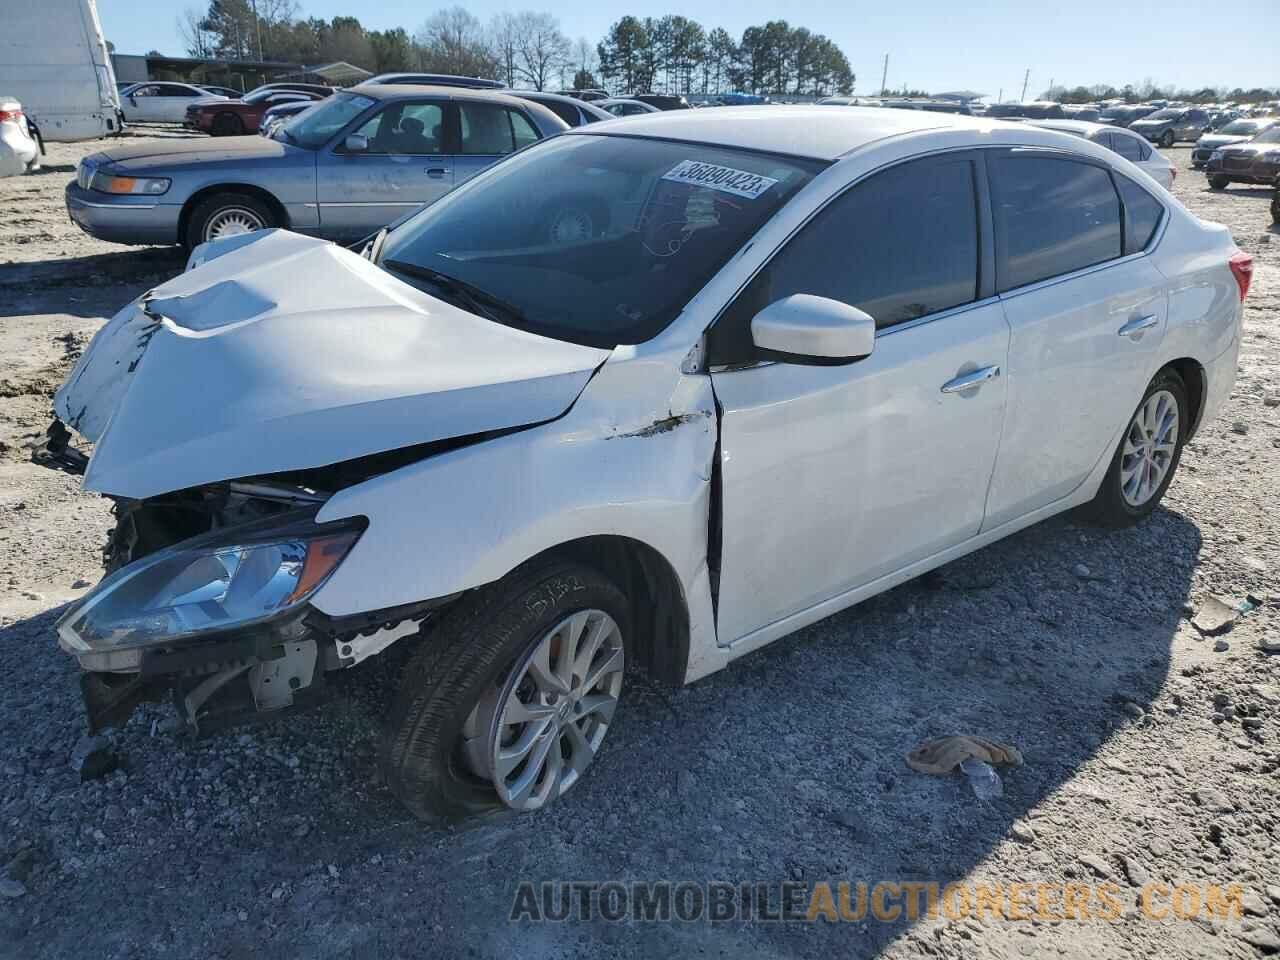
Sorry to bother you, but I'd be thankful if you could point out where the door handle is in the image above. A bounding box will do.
[425,167,446,178]
[940,365,1001,395]
[1117,314,1159,340]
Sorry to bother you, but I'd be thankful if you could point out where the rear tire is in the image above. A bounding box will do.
[380,559,631,824]
[211,112,243,137]
[1082,367,1188,528]
[1271,189,1279,225]
[1208,175,1230,190]
[183,191,274,250]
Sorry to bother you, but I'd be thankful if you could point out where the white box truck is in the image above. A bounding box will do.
[0,0,121,142]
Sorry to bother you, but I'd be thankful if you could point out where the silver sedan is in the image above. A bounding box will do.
[65,85,567,249]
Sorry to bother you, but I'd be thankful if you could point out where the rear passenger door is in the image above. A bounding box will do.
[452,101,542,185]
[709,152,1010,644]
[314,98,452,240]
[982,151,1170,528]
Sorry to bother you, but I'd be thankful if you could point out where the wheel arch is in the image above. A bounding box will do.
[178,183,289,243]
[1163,357,1206,438]
[528,535,691,686]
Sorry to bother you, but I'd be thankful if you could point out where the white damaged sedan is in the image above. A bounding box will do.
[46,108,1249,822]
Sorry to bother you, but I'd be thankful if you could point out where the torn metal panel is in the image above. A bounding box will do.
[54,229,609,501]
[311,348,721,679]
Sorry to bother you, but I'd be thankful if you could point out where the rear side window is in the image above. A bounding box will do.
[459,103,538,154]
[1108,133,1143,162]
[990,154,1121,292]
[1116,176,1165,253]
[708,154,979,363]
[539,99,581,127]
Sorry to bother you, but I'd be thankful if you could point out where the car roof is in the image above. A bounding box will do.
[512,90,613,117]
[350,83,541,105]
[564,105,995,160]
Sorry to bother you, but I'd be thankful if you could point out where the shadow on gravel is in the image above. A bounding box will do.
[0,506,1200,959]
[0,249,185,316]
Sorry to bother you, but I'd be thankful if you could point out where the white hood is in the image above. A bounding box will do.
[55,230,610,500]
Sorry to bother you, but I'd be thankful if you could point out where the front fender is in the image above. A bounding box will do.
[310,358,719,660]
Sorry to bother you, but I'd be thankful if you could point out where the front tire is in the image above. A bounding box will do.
[184,192,274,250]
[1159,130,1175,148]
[380,559,630,823]
[1209,175,1230,190]
[1271,189,1279,225]
[1083,368,1188,528]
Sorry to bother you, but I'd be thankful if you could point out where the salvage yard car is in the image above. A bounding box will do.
[44,108,1248,822]
[65,85,566,248]
[1027,118,1176,188]
[1191,117,1277,168]
[1204,124,1280,189]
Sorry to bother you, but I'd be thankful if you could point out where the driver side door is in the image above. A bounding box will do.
[708,153,1010,646]
[314,99,454,241]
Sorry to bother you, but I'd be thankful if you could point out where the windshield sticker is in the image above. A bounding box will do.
[661,160,778,199]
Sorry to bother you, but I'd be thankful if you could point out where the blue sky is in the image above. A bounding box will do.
[101,0,1278,99]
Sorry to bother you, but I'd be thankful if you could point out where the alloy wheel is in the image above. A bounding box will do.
[1119,389,1179,507]
[204,207,265,242]
[462,609,624,811]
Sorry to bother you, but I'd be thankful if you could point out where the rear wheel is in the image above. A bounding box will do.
[1082,368,1188,528]
[1271,188,1279,225]
[184,191,274,249]
[380,559,630,823]
[211,112,243,136]
[1209,175,1230,190]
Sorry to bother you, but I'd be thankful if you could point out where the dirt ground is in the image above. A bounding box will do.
[1,131,1278,960]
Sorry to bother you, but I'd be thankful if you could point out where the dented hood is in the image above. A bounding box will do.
[55,230,609,500]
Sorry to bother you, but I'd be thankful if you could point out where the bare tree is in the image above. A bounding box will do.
[507,12,570,91]
[489,13,519,87]
[178,5,216,58]
[415,7,498,77]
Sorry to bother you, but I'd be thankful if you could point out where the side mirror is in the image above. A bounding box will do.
[750,294,876,365]
[344,133,368,153]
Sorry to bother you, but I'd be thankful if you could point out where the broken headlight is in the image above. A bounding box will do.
[58,513,362,658]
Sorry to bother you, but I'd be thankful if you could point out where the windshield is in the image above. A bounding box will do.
[1254,127,1280,144]
[278,93,374,148]
[378,135,823,347]
[1147,109,1181,120]
[1218,120,1260,135]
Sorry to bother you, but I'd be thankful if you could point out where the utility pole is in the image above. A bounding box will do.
[1020,68,1030,102]
[997,87,1003,103]
[880,53,888,96]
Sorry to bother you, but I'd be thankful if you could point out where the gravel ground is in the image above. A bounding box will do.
[1,133,1279,960]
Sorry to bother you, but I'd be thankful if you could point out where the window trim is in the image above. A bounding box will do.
[704,147,993,366]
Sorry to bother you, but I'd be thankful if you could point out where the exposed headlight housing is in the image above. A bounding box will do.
[90,170,171,196]
[1209,150,1224,160]
[58,511,362,665]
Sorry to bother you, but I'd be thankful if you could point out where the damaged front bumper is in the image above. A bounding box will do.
[55,503,454,735]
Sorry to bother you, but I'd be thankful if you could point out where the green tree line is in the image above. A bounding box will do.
[178,2,854,95]
[1041,81,1280,105]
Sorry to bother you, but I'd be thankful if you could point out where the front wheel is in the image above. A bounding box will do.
[184,192,274,249]
[1082,368,1188,528]
[1208,175,1230,190]
[1159,130,1175,148]
[380,560,630,823]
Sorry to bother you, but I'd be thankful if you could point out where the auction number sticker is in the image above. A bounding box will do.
[661,160,778,199]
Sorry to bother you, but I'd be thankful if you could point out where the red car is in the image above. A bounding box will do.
[185,84,332,136]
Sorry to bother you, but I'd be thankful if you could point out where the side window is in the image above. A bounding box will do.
[158,84,189,96]
[459,102,526,155]
[1116,176,1164,254]
[133,85,159,97]
[989,154,1121,292]
[1108,133,1143,162]
[708,155,980,364]
[541,99,580,127]
[349,102,444,155]
[510,110,539,149]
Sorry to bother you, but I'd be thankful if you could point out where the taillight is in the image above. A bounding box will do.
[1229,251,1253,302]
[0,108,22,123]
